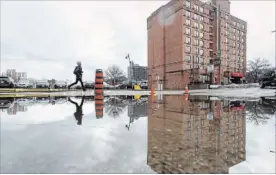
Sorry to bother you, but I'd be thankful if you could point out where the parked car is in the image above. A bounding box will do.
[36,80,50,88]
[54,81,67,89]
[16,80,32,88]
[84,81,94,89]
[36,97,50,103]
[0,76,15,88]
[0,97,15,109]
[139,81,148,89]
[258,70,276,88]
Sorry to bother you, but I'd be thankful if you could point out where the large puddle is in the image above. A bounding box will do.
[0,95,275,173]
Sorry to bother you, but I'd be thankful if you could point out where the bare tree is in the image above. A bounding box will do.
[245,100,273,125]
[247,58,271,83]
[104,65,125,85]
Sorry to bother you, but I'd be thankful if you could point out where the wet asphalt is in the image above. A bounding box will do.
[0,95,275,174]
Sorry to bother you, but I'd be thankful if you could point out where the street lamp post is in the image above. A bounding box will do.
[201,2,221,85]
[125,54,135,90]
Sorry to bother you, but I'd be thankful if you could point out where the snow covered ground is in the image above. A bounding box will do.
[190,88,275,98]
[210,83,260,89]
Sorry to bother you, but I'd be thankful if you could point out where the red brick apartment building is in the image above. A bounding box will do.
[147,0,247,90]
[147,95,246,173]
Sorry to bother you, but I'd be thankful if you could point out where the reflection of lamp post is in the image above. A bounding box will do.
[272,30,276,69]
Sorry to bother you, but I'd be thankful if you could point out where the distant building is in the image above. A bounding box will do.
[16,72,27,81]
[6,69,17,81]
[128,63,148,81]
[5,69,27,82]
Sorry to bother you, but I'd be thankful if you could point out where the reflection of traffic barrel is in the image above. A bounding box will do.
[94,69,104,119]
[95,94,104,119]
[95,69,104,95]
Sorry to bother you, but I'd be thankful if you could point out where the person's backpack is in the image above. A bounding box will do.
[73,66,79,75]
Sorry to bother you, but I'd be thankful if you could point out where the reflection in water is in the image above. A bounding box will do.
[0,96,149,125]
[246,96,276,125]
[147,95,247,174]
[68,96,84,125]
[0,94,275,173]
[104,96,127,118]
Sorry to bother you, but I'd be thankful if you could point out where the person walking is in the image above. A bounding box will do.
[68,61,86,91]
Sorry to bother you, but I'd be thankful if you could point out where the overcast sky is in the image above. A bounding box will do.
[1,0,275,81]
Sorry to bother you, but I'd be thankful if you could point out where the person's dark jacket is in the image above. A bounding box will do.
[73,65,83,78]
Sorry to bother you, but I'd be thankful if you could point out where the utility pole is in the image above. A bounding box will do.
[217,4,221,85]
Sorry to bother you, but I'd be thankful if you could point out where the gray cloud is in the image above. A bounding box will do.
[1,0,275,81]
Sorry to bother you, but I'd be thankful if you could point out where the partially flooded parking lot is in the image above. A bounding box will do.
[0,95,275,173]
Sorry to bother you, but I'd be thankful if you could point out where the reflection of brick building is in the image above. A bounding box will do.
[147,95,246,173]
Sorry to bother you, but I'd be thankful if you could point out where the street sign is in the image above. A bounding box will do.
[207,112,213,120]
[207,65,214,73]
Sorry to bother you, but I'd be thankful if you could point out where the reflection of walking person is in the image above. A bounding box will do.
[68,61,86,91]
[68,96,85,125]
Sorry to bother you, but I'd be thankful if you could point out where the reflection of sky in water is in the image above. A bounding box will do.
[230,116,275,173]
[0,96,275,173]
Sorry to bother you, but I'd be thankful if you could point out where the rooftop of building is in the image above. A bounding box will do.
[147,0,246,25]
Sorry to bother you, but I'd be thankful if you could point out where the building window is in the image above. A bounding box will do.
[226,30,229,36]
[200,7,203,13]
[194,13,198,20]
[186,0,190,8]
[194,56,199,63]
[233,49,236,54]
[194,30,199,37]
[226,60,229,67]
[241,38,244,43]
[200,24,204,30]
[226,23,229,28]
[194,21,198,28]
[233,35,236,40]
[186,19,191,26]
[199,32,203,38]
[186,27,191,35]
[233,21,236,26]
[199,57,204,64]
[186,45,191,53]
[237,36,240,41]
[194,4,199,11]
[199,16,204,22]
[200,49,204,56]
[187,121,191,128]
[226,45,229,52]
[194,47,199,55]
[186,55,191,62]
[200,40,204,47]
[233,42,236,47]
[226,15,229,20]
[194,39,199,46]
[186,11,191,18]
[226,38,229,44]
[186,37,191,44]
